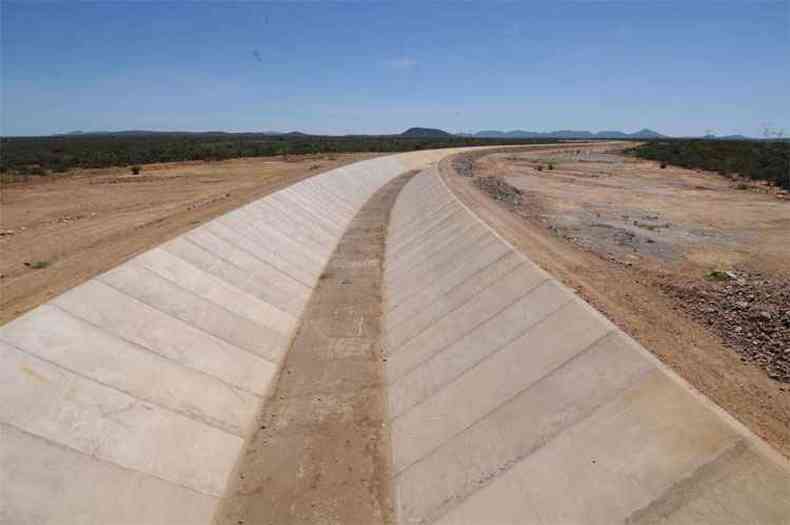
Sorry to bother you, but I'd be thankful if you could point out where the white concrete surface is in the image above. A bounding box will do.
[383,168,790,525]
[0,149,466,525]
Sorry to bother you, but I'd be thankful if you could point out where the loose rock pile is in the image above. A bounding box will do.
[661,271,790,382]
[473,176,523,207]
[452,155,475,178]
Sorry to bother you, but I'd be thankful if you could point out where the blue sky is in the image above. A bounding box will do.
[2,1,788,137]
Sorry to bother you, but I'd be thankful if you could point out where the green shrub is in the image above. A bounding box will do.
[130,165,142,175]
[28,260,50,269]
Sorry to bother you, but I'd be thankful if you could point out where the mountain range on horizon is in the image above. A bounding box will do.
[463,128,665,139]
[47,128,767,141]
[405,127,768,140]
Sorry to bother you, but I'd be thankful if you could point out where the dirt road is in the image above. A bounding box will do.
[0,153,380,325]
[442,146,790,458]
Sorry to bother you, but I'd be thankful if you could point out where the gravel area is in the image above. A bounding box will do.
[660,271,790,383]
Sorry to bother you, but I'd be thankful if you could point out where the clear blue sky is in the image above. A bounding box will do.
[2,1,788,137]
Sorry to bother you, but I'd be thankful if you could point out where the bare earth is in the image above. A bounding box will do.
[442,145,790,458]
[0,153,380,325]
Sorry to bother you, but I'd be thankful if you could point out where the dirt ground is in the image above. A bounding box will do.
[442,145,790,459]
[215,173,414,525]
[485,147,790,274]
[0,153,380,325]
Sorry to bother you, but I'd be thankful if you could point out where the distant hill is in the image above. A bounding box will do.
[629,128,664,139]
[472,128,666,139]
[401,127,453,137]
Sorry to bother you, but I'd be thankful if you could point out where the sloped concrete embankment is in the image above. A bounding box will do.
[213,172,417,525]
[0,150,456,524]
[382,168,790,525]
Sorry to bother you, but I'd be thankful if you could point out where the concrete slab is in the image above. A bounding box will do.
[98,263,286,363]
[389,199,457,241]
[387,205,465,257]
[271,186,354,228]
[383,254,528,353]
[228,204,334,262]
[393,333,656,523]
[433,372,743,525]
[385,247,524,331]
[384,265,551,380]
[390,294,611,472]
[627,446,790,524]
[385,231,499,305]
[385,233,498,309]
[385,217,482,277]
[388,280,575,419]
[247,199,337,247]
[133,248,295,337]
[1,424,218,525]
[383,244,516,322]
[388,203,468,249]
[0,342,242,496]
[213,216,324,281]
[180,229,309,315]
[230,205,334,257]
[204,220,317,286]
[52,279,276,396]
[161,235,305,315]
[0,305,258,436]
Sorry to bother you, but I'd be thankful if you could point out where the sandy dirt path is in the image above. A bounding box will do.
[214,172,415,525]
[0,153,380,325]
[441,147,790,459]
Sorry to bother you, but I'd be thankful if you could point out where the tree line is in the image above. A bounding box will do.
[0,133,559,175]
[630,139,790,190]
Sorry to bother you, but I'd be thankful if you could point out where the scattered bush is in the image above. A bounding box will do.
[27,260,50,269]
[660,162,667,169]
[17,165,47,176]
[706,269,735,281]
[547,163,554,170]
[130,165,142,175]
